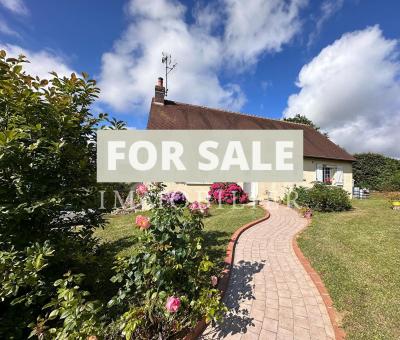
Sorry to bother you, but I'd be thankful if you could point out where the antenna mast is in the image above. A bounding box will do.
[161,52,177,97]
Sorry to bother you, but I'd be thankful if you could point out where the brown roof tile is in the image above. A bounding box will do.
[147,99,355,162]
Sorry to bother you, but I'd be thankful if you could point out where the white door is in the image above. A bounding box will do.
[243,182,259,200]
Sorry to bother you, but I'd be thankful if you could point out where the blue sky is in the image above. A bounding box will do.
[0,0,399,157]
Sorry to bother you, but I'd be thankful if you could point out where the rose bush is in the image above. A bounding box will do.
[107,183,226,339]
[208,183,249,204]
[189,201,210,216]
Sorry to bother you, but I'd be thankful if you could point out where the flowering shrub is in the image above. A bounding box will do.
[136,183,148,197]
[189,201,210,216]
[161,191,187,206]
[208,183,249,204]
[165,296,181,313]
[135,215,151,230]
[108,183,226,338]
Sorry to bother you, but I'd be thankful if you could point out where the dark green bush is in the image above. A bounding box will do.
[284,184,352,212]
[0,52,225,339]
[0,51,109,338]
[353,153,400,191]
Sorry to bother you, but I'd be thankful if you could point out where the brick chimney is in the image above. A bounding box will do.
[154,77,165,105]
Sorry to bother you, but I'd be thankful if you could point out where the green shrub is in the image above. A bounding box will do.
[30,272,103,339]
[284,184,352,212]
[0,241,54,338]
[0,52,226,339]
[353,153,400,190]
[108,183,226,339]
[282,186,308,207]
[306,184,352,212]
[0,51,110,337]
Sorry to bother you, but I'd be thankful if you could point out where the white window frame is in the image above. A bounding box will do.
[316,164,343,186]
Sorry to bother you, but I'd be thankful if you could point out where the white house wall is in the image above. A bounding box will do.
[163,158,353,202]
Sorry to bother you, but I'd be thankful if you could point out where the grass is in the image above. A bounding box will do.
[298,193,400,339]
[94,204,265,263]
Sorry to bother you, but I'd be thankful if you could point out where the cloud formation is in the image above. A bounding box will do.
[0,44,75,79]
[307,0,344,46]
[224,0,307,66]
[99,0,307,113]
[0,17,19,37]
[284,26,400,157]
[0,0,28,15]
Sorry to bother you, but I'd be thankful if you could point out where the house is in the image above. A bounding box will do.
[147,78,355,201]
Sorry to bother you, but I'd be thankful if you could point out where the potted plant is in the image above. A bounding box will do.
[300,207,313,218]
[388,193,400,210]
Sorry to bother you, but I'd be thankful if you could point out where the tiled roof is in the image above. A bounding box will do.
[147,99,355,162]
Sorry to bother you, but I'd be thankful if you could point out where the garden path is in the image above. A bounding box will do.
[201,201,336,340]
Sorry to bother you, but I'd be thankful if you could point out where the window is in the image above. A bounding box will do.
[322,166,334,184]
[316,164,344,185]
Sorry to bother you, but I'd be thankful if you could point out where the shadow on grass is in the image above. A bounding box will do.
[203,230,231,263]
[201,260,265,339]
[80,236,138,302]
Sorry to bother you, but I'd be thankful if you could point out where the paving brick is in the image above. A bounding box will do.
[262,317,278,332]
[202,202,336,340]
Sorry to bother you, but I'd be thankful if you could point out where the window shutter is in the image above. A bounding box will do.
[316,164,323,182]
[335,166,344,184]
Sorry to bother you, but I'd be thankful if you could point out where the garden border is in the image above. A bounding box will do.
[292,218,346,340]
[184,205,270,339]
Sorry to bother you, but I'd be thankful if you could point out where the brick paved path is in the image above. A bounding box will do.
[202,202,335,340]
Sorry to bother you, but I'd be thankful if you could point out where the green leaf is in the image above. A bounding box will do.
[48,309,59,320]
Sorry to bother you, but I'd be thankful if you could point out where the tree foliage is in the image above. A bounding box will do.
[0,51,109,338]
[0,52,225,339]
[0,51,106,249]
[353,153,400,191]
[283,114,320,130]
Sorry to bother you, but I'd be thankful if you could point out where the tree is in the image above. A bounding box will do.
[0,51,107,249]
[283,114,320,130]
[283,114,331,138]
[353,153,400,190]
[0,51,111,335]
[104,117,127,130]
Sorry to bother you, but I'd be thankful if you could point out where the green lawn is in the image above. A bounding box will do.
[298,194,400,339]
[95,204,264,263]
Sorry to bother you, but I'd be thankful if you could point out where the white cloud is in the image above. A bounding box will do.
[308,0,344,46]
[0,17,19,37]
[284,26,400,157]
[99,0,307,113]
[99,0,244,113]
[0,0,28,15]
[0,44,75,79]
[223,0,308,66]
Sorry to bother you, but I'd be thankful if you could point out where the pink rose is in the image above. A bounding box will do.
[165,296,181,313]
[136,183,148,196]
[189,201,210,215]
[135,215,150,230]
[211,275,218,287]
[189,201,200,211]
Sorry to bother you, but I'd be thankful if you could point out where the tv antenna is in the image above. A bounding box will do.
[161,52,177,96]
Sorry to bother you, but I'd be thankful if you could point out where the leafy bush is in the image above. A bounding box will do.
[284,184,352,212]
[0,241,54,338]
[108,183,226,339]
[353,153,400,191]
[0,51,107,250]
[0,51,110,337]
[30,272,103,339]
[282,186,309,207]
[208,183,249,204]
[0,52,225,339]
